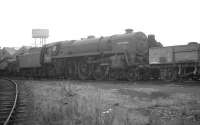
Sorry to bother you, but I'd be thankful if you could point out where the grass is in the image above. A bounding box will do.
[28,80,200,125]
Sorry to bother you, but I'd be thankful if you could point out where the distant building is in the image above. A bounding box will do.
[14,46,32,56]
[0,47,17,60]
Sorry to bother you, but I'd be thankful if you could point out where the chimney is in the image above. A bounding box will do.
[147,34,155,42]
[125,29,133,34]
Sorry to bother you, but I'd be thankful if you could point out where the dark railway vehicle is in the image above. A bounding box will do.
[17,47,42,77]
[0,46,31,76]
[16,29,160,80]
[149,42,200,81]
[0,58,17,76]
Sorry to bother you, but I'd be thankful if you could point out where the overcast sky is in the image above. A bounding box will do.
[0,0,199,47]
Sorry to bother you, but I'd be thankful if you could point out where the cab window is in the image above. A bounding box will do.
[46,47,52,56]
[46,45,58,56]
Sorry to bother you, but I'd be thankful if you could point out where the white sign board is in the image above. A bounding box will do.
[32,29,49,38]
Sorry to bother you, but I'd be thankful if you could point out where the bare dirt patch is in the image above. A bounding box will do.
[118,88,169,99]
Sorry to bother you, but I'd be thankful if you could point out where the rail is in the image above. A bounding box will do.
[3,79,18,125]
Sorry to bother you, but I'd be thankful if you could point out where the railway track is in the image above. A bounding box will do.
[0,79,18,125]
[0,79,32,125]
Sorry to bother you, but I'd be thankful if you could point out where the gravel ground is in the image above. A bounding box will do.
[22,80,200,125]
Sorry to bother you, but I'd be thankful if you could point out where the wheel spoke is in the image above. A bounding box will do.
[126,69,136,81]
[93,66,106,80]
[78,62,89,80]
[109,69,119,80]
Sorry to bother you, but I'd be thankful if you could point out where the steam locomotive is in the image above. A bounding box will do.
[1,29,199,81]
[17,29,161,81]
